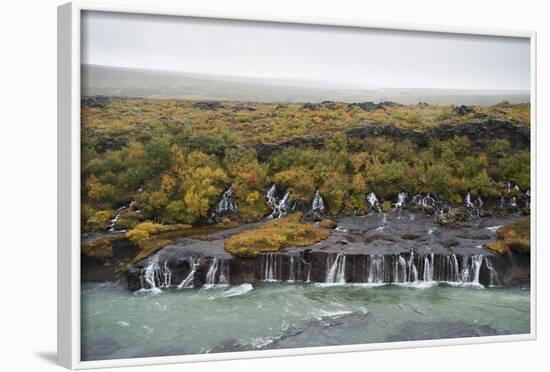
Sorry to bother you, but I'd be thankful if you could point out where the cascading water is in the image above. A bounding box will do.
[367,192,380,211]
[394,191,407,209]
[422,254,435,282]
[287,256,305,282]
[288,256,296,282]
[177,257,201,289]
[325,253,346,284]
[367,255,385,283]
[311,190,325,213]
[215,187,237,214]
[460,255,484,284]
[262,253,281,281]
[465,192,475,209]
[203,257,230,288]
[139,253,172,292]
[484,256,499,286]
[408,251,419,282]
[393,255,408,283]
[267,186,293,219]
[266,184,277,206]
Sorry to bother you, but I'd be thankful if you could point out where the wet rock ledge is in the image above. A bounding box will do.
[123,212,530,291]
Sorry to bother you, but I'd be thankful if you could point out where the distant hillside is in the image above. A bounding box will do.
[82,64,529,105]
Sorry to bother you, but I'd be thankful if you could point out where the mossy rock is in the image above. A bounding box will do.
[319,219,337,229]
[381,201,392,212]
[484,217,530,255]
[224,212,331,258]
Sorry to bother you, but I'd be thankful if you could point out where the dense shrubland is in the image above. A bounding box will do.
[81,98,530,232]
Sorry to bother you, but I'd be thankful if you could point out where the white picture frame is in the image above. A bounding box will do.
[58,1,537,369]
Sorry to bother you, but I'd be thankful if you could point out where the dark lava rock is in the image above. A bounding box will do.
[303,103,321,110]
[94,135,129,153]
[401,234,421,240]
[193,101,223,110]
[255,119,529,162]
[82,95,110,108]
[453,105,475,116]
[439,239,460,248]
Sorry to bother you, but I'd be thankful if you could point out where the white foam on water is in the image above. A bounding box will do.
[117,321,130,327]
[396,281,438,289]
[222,283,254,298]
[312,309,355,321]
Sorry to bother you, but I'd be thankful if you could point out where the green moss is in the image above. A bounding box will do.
[485,217,530,255]
[225,212,331,257]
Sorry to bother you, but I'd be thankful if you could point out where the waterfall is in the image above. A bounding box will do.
[266,184,277,206]
[204,257,219,287]
[368,255,385,283]
[203,257,230,288]
[177,257,201,289]
[422,254,434,282]
[306,262,312,282]
[477,195,484,208]
[311,190,325,213]
[262,253,281,281]
[395,191,407,209]
[367,192,380,210]
[139,253,172,292]
[422,193,435,209]
[408,251,418,282]
[510,197,518,209]
[447,254,460,282]
[325,253,346,284]
[107,205,128,232]
[525,190,530,209]
[484,256,499,286]
[288,256,296,282]
[393,255,408,283]
[465,192,474,208]
[215,187,237,214]
[459,255,483,284]
[267,186,293,219]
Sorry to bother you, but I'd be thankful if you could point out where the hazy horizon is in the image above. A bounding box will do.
[82,11,530,92]
[82,63,530,94]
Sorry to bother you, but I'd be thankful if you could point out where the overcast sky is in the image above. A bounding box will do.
[81,11,530,91]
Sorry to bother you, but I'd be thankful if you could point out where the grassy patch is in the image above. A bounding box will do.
[225,212,331,257]
[485,217,530,255]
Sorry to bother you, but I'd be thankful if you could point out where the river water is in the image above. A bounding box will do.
[81,282,530,361]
